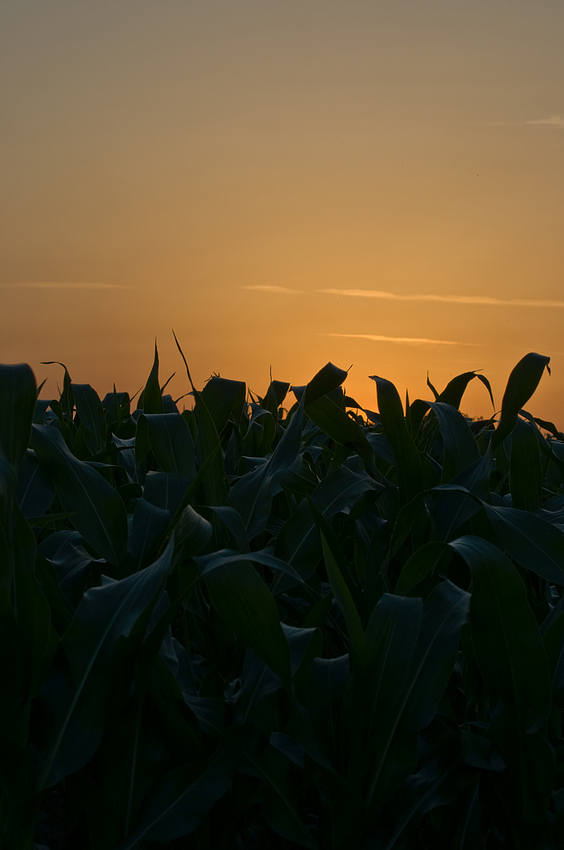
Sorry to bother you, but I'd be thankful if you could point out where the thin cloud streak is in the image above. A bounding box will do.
[482,115,564,128]
[243,285,300,294]
[324,333,480,347]
[320,289,564,308]
[526,115,564,127]
[0,282,135,290]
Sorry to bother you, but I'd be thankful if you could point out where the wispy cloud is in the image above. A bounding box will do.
[320,289,564,308]
[526,115,564,127]
[242,285,300,294]
[0,282,135,290]
[323,333,480,347]
[483,115,564,128]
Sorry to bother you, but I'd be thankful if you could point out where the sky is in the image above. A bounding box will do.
[1,0,563,423]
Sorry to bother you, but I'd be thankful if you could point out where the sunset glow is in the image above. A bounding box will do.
[2,0,563,421]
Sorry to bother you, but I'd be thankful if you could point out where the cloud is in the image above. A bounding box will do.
[324,333,480,347]
[526,115,564,127]
[320,289,564,308]
[242,285,300,294]
[0,282,135,290]
[482,115,564,128]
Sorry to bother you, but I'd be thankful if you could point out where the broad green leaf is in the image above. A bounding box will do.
[274,466,381,577]
[319,770,367,849]
[137,413,196,477]
[427,402,480,483]
[395,541,452,595]
[196,548,304,586]
[482,503,564,585]
[305,395,376,472]
[229,384,306,538]
[432,452,493,541]
[116,727,244,849]
[296,654,350,771]
[127,498,170,569]
[374,732,474,850]
[449,535,552,731]
[0,505,51,719]
[199,376,246,434]
[232,648,282,723]
[362,594,422,747]
[143,471,191,515]
[35,539,175,789]
[15,450,55,519]
[320,529,368,673]
[246,745,317,849]
[202,505,250,552]
[31,424,128,566]
[201,558,291,688]
[360,581,469,805]
[170,505,212,562]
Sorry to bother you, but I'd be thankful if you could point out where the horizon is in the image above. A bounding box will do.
[2,0,563,425]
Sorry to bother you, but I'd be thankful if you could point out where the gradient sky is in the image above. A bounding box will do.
[2,0,563,422]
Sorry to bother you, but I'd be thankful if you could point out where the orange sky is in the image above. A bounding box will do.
[1,0,563,423]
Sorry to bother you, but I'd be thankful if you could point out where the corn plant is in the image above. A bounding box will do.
[1,345,564,849]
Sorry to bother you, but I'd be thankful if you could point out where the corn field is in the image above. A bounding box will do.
[2,344,564,849]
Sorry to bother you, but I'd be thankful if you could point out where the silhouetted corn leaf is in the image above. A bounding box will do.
[274,466,381,578]
[143,471,192,515]
[361,581,469,806]
[436,370,494,410]
[296,654,350,771]
[427,401,480,482]
[432,453,494,541]
[0,363,36,474]
[395,541,452,595]
[138,343,163,415]
[199,376,246,434]
[482,503,564,585]
[196,548,303,586]
[72,383,106,456]
[373,732,474,850]
[449,535,553,821]
[492,352,551,449]
[35,538,175,790]
[229,384,306,539]
[369,374,424,502]
[15,450,55,519]
[305,394,375,471]
[32,424,128,566]
[246,745,317,848]
[116,726,245,849]
[137,413,196,477]
[510,417,543,512]
[201,558,291,688]
[320,529,368,673]
[127,498,170,569]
